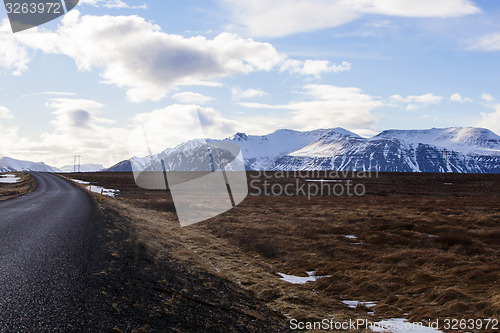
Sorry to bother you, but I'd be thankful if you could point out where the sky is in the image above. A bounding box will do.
[1,0,500,167]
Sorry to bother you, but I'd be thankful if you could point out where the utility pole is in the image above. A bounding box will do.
[74,155,82,173]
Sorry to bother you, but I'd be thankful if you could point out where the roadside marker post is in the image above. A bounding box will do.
[99,189,103,202]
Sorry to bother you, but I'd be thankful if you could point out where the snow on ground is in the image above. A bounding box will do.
[0,174,21,184]
[70,179,119,197]
[344,235,358,239]
[342,300,377,309]
[371,318,443,333]
[277,271,331,284]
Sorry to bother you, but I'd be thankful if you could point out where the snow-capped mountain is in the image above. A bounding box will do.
[274,127,500,173]
[0,157,57,173]
[106,127,500,173]
[373,127,500,154]
[229,128,360,170]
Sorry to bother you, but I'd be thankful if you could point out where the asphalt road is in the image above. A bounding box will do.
[0,172,108,332]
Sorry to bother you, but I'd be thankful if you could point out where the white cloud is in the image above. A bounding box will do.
[450,93,473,103]
[17,11,284,102]
[477,105,500,135]
[469,33,500,51]
[80,0,147,9]
[0,19,31,75]
[171,92,215,104]
[390,93,443,110]
[239,84,383,133]
[222,0,480,37]
[481,93,495,102]
[0,106,13,119]
[280,59,351,78]
[231,88,267,100]
[45,98,115,130]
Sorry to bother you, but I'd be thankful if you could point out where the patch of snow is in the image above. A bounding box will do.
[71,179,90,185]
[0,174,21,183]
[342,300,377,309]
[428,235,439,238]
[443,183,453,185]
[345,235,358,239]
[371,318,443,333]
[70,179,119,197]
[277,271,331,284]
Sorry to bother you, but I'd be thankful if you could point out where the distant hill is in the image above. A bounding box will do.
[105,127,500,173]
[58,164,104,173]
[0,157,57,173]
[105,160,132,172]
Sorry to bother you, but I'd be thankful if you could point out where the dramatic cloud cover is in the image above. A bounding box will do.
[17,11,284,102]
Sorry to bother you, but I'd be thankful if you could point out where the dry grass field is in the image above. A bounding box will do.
[62,171,500,331]
[0,172,36,201]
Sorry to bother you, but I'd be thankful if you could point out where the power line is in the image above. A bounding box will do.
[74,155,82,173]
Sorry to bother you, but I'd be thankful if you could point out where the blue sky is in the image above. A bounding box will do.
[1,0,500,167]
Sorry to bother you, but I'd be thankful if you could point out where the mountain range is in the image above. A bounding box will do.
[0,157,103,173]
[107,127,500,173]
[1,127,499,174]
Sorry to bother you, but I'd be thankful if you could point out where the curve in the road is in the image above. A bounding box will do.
[0,172,108,332]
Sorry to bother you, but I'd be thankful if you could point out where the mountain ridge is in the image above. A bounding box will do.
[108,126,500,174]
